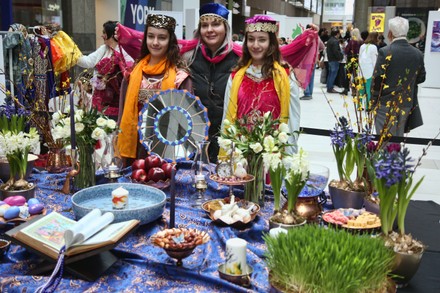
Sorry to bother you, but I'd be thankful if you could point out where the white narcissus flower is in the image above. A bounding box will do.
[106,119,117,130]
[223,119,231,127]
[278,132,288,144]
[75,109,84,119]
[52,111,63,124]
[96,117,107,127]
[263,135,275,152]
[218,137,232,150]
[250,142,263,154]
[61,117,71,126]
[264,111,271,119]
[279,123,289,134]
[91,127,106,140]
[75,122,85,133]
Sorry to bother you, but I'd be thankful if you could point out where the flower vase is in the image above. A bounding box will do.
[46,147,70,173]
[244,156,265,207]
[75,141,96,189]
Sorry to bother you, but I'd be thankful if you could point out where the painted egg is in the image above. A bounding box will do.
[28,203,44,215]
[0,205,9,217]
[27,198,40,206]
[4,196,26,207]
[19,206,30,218]
[4,206,20,220]
[0,201,5,206]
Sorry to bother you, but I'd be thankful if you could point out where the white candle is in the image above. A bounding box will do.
[112,186,128,209]
[108,163,119,171]
[269,227,288,238]
[195,174,205,181]
[225,238,247,275]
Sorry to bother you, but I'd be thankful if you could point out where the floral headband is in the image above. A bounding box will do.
[245,15,278,33]
[147,14,176,31]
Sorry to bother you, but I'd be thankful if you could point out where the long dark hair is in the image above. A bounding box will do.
[138,26,186,69]
[235,31,287,78]
[103,21,117,40]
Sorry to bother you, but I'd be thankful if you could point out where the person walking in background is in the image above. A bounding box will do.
[222,15,300,153]
[326,28,343,93]
[301,25,325,100]
[77,21,134,120]
[117,14,192,164]
[377,34,387,48]
[345,28,363,96]
[358,31,378,110]
[372,16,426,137]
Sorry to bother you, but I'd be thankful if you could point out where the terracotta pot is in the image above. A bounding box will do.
[328,185,365,209]
[391,249,424,288]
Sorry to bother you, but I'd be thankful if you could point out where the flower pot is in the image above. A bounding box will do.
[0,154,38,183]
[269,218,307,230]
[363,197,380,215]
[0,183,36,201]
[391,249,424,288]
[328,185,365,209]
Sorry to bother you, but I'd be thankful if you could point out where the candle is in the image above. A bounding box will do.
[112,186,128,209]
[169,167,176,228]
[269,227,288,238]
[69,93,76,150]
[225,238,247,275]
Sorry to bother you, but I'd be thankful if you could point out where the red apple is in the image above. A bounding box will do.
[161,162,175,179]
[131,159,145,170]
[145,155,162,170]
[131,168,148,182]
[148,167,166,182]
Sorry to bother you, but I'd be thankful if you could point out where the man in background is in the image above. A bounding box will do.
[372,16,426,137]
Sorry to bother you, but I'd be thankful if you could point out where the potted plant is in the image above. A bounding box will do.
[266,149,309,228]
[366,135,439,287]
[0,105,40,198]
[264,225,395,293]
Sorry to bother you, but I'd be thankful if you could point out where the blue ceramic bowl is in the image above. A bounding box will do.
[71,183,166,225]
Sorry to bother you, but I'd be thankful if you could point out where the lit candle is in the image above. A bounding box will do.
[69,93,76,150]
[225,238,248,275]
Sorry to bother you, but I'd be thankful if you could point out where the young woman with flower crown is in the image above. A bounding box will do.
[117,14,192,164]
[222,15,301,154]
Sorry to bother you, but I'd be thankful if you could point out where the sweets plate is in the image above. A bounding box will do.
[322,209,381,233]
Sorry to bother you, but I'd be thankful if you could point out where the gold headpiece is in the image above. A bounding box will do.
[200,14,226,23]
[246,22,278,33]
[147,14,176,31]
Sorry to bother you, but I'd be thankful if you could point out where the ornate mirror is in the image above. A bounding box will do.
[138,89,210,162]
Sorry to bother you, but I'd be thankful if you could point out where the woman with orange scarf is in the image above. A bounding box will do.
[117,14,192,164]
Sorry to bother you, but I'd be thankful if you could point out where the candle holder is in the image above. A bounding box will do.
[101,133,123,182]
[218,264,253,287]
[190,140,212,208]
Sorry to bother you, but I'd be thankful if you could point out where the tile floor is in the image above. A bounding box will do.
[297,68,440,204]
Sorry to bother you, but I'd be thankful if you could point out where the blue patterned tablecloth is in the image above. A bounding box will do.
[0,164,274,292]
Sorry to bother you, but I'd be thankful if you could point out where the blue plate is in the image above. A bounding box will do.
[71,183,166,225]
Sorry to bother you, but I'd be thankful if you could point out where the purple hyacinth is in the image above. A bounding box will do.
[330,124,346,148]
[374,147,414,187]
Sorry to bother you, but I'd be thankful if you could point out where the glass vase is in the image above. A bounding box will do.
[244,155,265,207]
[75,140,96,189]
[190,140,212,207]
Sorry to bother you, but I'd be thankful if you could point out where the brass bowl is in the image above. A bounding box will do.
[0,238,11,257]
[218,263,253,287]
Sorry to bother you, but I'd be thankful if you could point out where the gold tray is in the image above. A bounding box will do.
[209,174,255,186]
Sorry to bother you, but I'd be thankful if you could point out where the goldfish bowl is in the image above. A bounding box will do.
[71,183,166,224]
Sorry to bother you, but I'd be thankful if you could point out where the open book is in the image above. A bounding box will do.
[12,209,139,260]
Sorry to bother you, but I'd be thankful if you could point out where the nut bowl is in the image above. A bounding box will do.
[150,228,210,266]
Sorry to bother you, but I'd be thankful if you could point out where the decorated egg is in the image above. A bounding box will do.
[27,198,40,206]
[4,195,26,207]
[0,204,11,217]
[19,206,30,218]
[0,201,5,206]
[28,203,44,215]
[4,206,20,220]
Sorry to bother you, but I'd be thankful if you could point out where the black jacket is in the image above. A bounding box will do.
[326,36,343,62]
